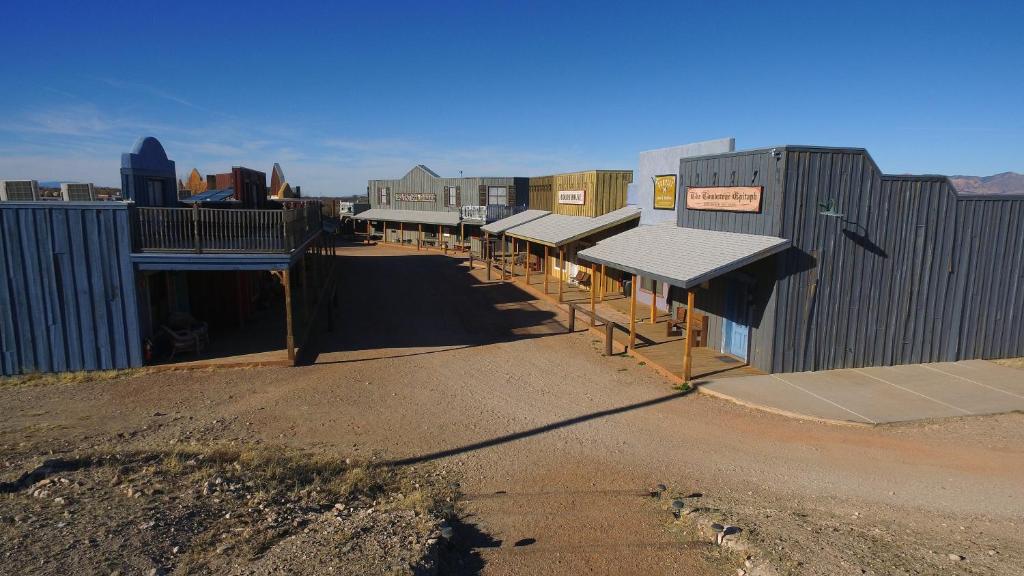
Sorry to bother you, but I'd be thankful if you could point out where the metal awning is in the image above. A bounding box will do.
[353,208,463,227]
[577,223,791,289]
[504,206,641,247]
[481,209,550,235]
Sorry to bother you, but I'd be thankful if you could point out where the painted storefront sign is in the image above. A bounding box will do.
[654,174,677,210]
[558,190,586,205]
[686,186,762,213]
[396,193,437,202]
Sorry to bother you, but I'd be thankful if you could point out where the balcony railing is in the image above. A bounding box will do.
[133,204,321,253]
[461,204,527,223]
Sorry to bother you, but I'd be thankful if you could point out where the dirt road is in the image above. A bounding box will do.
[3,244,1022,575]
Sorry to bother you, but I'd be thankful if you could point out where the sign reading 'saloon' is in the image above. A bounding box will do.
[686,186,763,213]
[558,190,586,205]
[396,193,436,202]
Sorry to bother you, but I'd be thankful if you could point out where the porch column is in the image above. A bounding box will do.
[460,222,465,251]
[418,224,423,250]
[629,275,638,350]
[511,238,517,279]
[543,246,549,293]
[439,224,444,253]
[365,220,372,245]
[525,241,531,286]
[400,222,404,245]
[600,264,606,302]
[649,279,657,324]
[558,247,564,302]
[485,232,492,280]
[683,290,695,383]
[500,233,506,282]
[383,221,388,244]
[589,263,596,327]
[283,270,295,361]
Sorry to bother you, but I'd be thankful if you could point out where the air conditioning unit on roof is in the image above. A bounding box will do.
[0,180,40,201]
[61,182,97,201]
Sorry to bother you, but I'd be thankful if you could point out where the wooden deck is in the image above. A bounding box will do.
[496,260,761,382]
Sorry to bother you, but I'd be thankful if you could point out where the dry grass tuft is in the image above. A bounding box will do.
[992,357,1024,370]
[0,369,144,388]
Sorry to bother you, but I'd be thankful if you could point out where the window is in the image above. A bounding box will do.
[378,187,389,205]
[446,186,458,207]
[640,276,656,293]
[487,186,507,206]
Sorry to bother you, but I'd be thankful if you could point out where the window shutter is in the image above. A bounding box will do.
[479,185,486,206]
[456,186,461,207]
[508,185,516,207]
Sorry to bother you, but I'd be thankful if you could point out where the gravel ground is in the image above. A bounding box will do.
[1,244,1022,575]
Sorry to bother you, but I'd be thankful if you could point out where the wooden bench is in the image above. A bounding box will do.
[666,306,708,346]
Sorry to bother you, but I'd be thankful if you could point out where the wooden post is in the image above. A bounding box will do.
[590,264,596,327]
[460,222,465,251]
[525,241,531,286]
[683,290,695,382]
[604,321,614,356]
[511,238,517,279]
[650,279,657,324]
[500,233,506,281]
[400,222,404,245]
[558,247,564,302]
[383,221,387,244]
[628,275,637,350]
[599,264,607,302]
[543,245,549,293]
[485,232,492,280]
[283,270,294,361]
[439,224,444,253]
[568,305,576,333]
[418,224,423,250]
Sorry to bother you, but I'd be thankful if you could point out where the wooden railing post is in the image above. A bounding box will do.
[192,204,201,253]
[604,321,614,356]
[568,304,576,333]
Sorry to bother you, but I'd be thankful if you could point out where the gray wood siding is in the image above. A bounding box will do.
[676,146,1023,373]
[368,166,527,212]
[0,203,143,376]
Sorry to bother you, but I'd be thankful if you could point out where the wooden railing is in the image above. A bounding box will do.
[133,204,321,253]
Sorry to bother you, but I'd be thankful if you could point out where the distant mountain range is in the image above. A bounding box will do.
[949,172,1024,195]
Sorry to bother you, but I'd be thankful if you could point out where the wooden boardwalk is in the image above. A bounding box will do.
[494,260,761,383]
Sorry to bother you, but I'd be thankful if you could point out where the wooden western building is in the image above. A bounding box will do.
[358,165,530,255]
[580,145,1024,380]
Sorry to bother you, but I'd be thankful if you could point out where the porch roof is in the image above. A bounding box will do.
[353,208,462,227]
[481,209,550,235]
[578,223,791,289]
[504,206,641,247]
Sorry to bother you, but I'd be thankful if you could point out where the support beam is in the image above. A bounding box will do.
[383,221,388,244]
[283,270,294,361]
[511,238,517,279]
[460,222,465,252]
[439,224,444,253]
[557,247,564,302]
[599,264,607,302]
[543,245,549,293]
[628,275,638,350]
[650,279,657,324]
[500,233,507,281]
[400,222,404,245]
[525,241,531,286]
[589,263,596,327]
[418,224,423,251]
[683,290,695,383]
[485,232,492,280]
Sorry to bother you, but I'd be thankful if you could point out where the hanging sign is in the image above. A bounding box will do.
[396,192,436,202]
[686,186,763,213]
[653,175,677,210]
[558,190,585,205]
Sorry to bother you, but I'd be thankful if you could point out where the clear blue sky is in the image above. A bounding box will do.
[1,0,1021,195]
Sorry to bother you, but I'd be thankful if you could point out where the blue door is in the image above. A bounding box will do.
[722,281,750,362]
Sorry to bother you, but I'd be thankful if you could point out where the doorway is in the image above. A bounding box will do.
[722,280,750,361]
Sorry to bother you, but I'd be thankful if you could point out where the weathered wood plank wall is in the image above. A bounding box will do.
[0,202,142,376]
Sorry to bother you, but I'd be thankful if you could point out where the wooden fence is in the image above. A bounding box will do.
[134,204,321,253]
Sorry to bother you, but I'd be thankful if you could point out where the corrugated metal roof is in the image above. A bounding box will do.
[577,223,791,289]
[481,209,550,234]
[504,206,641,247]
[181,188,237,203]
[353,208,462,226]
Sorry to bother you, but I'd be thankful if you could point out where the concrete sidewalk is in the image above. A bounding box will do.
[700,360,1024,424]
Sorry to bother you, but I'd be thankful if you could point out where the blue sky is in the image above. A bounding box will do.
[1,0,1021,195]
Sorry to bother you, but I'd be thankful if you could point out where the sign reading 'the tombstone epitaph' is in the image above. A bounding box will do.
[558,190,586,205]
[396,193,437,202]
[686,186,763,213]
